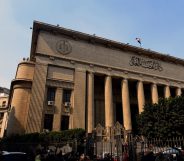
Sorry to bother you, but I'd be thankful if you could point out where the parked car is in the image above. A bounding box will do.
[162,147,183,161]
[0,151,28,161]
[163,147,181,155]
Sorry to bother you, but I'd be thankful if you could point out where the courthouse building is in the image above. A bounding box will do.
[6,21,184,136]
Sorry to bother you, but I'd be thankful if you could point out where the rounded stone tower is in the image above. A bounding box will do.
[7,59,35,136]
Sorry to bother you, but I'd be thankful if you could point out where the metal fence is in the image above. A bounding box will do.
[85,128,184,161]
[84,122,137,161]
[1,130,184,161]
[135,136,184,161]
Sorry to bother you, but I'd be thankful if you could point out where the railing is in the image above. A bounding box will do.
[136,137,184,161]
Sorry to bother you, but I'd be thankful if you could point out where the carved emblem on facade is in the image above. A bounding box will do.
[129,56,163,71]
[56,40,72,55]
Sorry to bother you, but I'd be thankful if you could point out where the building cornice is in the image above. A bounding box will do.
[30,20,184,66]
[36,53,184,87]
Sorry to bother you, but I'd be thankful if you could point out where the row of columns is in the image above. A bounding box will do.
[87,72,182,133]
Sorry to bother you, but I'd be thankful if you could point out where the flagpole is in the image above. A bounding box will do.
[135,37,142,47]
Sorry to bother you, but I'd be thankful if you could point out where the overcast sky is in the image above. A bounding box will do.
[1,0,184,88]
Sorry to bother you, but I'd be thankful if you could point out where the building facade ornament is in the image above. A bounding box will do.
[56,40,72,55]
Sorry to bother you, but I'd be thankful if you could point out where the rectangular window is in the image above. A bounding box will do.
[0,113,4,119]
[61,115,69,130]
[43,114,53,131]
[63,89,72,103]
[2,101,6,107]
[47,87,56,101]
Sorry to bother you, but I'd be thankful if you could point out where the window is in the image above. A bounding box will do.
[0,113,4,119]
[61,115,69,130]
[2,101,6,107]
[43,114,53,131]
[63,89,71,103]
[47,87,56,101]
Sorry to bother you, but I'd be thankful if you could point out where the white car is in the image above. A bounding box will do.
[0,151,28,161]
[163,147,180,154]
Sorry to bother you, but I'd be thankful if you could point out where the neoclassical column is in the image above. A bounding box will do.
[164,85,171,98]
[151,83,158,104]
[122,79,132,131]
[105,75,114,127]
[53,88,63,131]
[176,88,182,96]
[87,72,94,133]
[137,81,145,114]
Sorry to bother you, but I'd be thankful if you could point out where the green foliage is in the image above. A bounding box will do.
[138,96,184,139]
[0,128,85,144]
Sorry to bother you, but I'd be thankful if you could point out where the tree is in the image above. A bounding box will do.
[138,96,184,139]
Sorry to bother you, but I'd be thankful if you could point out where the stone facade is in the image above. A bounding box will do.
[0,88,9,138]
[6,21,184,136]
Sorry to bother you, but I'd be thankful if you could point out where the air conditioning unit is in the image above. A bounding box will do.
[48,101,54,106]
[43,129,49,133]
[64,107,70,113]
[64,102,71,107]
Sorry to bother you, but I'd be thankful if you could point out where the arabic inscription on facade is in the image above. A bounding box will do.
[129,56,163,71]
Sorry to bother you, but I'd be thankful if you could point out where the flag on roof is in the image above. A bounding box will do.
[135,38,141,45]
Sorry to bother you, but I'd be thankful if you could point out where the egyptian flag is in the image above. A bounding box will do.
[135,38,141,45]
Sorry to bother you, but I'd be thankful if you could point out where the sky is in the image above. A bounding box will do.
[1,0,184,89]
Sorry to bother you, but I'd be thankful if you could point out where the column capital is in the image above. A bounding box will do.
[105,74,112,77]
[87,70,94,75]
[137,80,143,83]
[152,83,157,87]
[164,79,171,86]
[122,78,128,82]
[57,87,63,90]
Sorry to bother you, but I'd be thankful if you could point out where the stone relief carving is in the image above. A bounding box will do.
[129,56,163,71]
[56,40,72,55]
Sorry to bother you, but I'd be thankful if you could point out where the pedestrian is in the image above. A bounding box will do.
[35,152,41,161]
[79,153,85,161]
